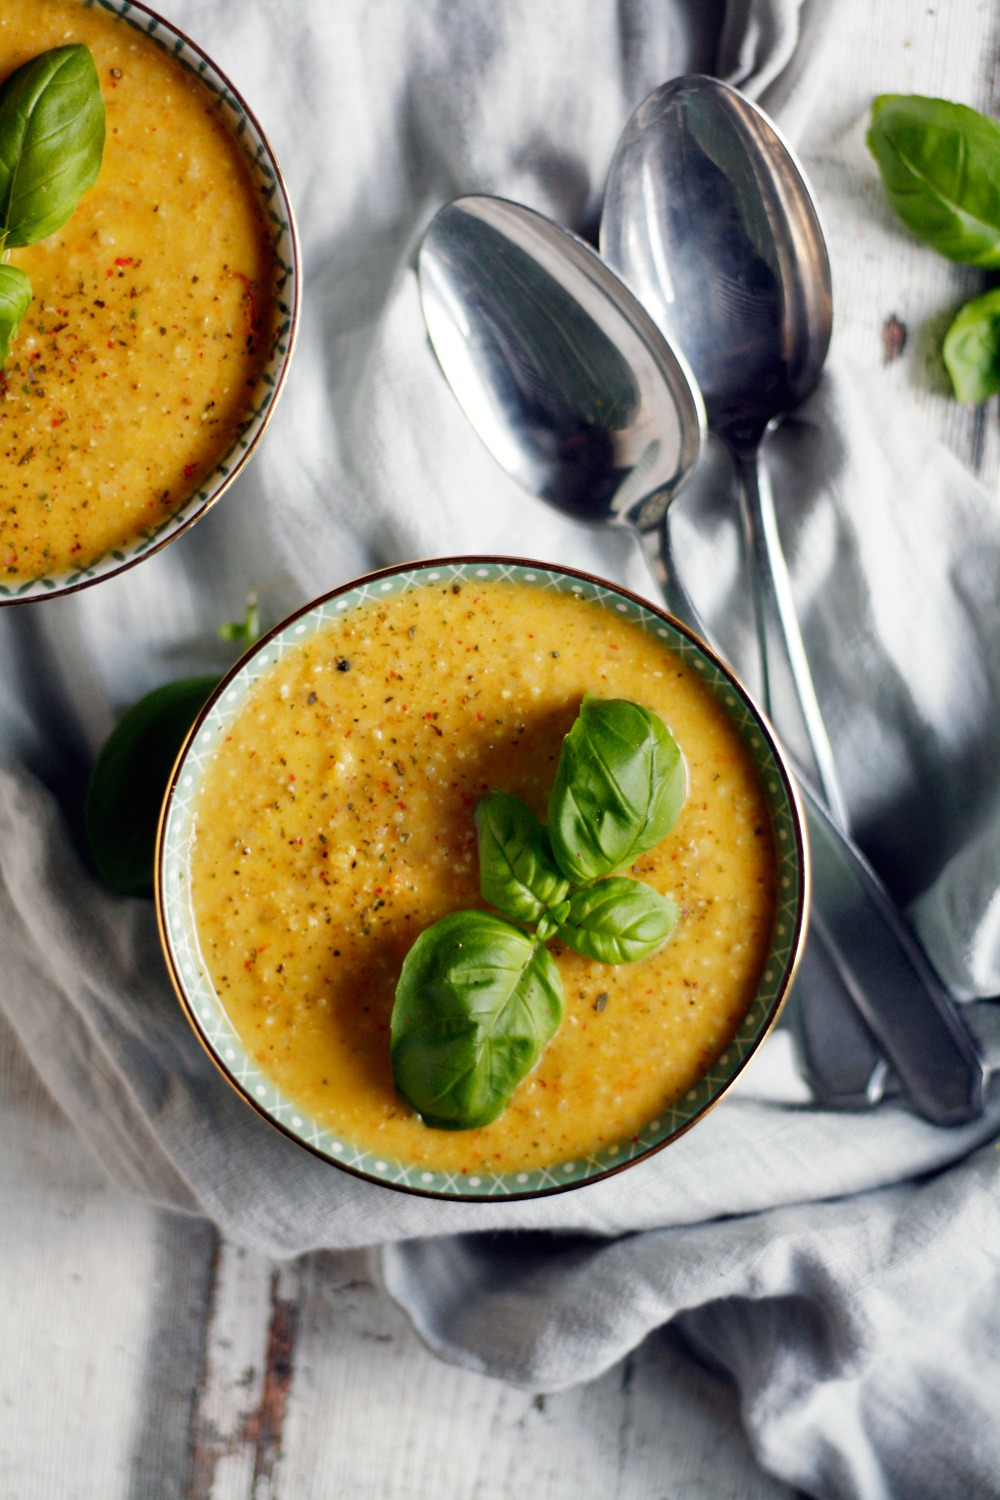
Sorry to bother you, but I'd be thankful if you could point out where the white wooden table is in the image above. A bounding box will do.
[2,2,996,1494]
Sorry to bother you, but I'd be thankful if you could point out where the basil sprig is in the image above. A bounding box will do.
[554,879,680,966]
[390,697,685,1130]
[86,598,263,897]
[867,96,1000,268]
[942,288,1000,405]
[0,262,30,365]
[391,911,564,1131]
[475,791,571,925]
[548,695,685,880]
[85,674,220,898]
[0,45,105,364]
[867,94,1000,401]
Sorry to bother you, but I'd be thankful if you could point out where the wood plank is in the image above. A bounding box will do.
[126,1215,218,1500]
[0,1101,159,1497]
[264,1252,794,1499]
[184,1245,303,1500]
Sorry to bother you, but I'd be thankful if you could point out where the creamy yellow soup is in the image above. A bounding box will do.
[0,0,280,580]
[190,581,779,1175]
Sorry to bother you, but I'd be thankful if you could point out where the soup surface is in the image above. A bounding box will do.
[189,580,780,1175]
[0,0,280,581]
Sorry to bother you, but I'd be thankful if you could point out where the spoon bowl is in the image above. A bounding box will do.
[418,195,704,542]
[601,75,842,822]
[601,75,831,446]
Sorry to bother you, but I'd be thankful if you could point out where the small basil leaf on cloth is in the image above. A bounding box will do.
[0,262,30,364]
[555,877,679,964]
[475,789,571,924]
[548,695,685,882]
[867,95,1000,267]
[942,287,1000,402]
[391,909,564,1130]
[0,44,106,249]
[85,674,219,898]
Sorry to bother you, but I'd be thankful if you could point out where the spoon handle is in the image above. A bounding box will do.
[732,444,852,833]
[642,523,987,1126]
[730,445,892,1103]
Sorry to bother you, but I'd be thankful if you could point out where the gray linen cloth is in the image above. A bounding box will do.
[1,3,998,1497]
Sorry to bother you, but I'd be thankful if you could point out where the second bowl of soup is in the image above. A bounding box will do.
[0,0,298,601]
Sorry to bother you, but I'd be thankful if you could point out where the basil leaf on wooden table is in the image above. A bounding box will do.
[0,45,105,248]
[555,877,679,964]
[548,695,685,881]
[475,790,570,924]
[0,261,30,365]
[942,287,1000,403]
[391,910,564,1130]
[867,95,1000,267]
[85,674,219,898]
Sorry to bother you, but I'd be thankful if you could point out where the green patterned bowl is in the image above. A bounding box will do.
[0,0,298,604]
[157,558,808,1201]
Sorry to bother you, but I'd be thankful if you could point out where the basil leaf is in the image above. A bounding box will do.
[548,696,685,881]
[0,45,105,249]
[85,674,219,898]
[555,877,679,964]
[475,790,571,924]
[867,95,1000,267]
[0,262,30,364]
[391,909,564,1130]
[942,287,1000,403]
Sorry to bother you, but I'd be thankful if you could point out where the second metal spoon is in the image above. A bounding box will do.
[601,74,845,826]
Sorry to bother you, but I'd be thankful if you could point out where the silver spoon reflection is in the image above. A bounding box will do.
[601,74,845,828]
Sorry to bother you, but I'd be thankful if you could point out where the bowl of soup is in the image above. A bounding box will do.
[157,558,808,1199]
[0,0,298,601]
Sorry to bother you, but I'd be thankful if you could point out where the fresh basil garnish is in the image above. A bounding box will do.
[475,789,570,924]
[390,910,564,1130]
[390,695,689,1130]
[867,95,1000,266]
[86,600,264,897]
[0,261,30,365]
[867,93,1000,402]
[0,45,105,367]
[942,287,1000,404]
[548,695,685,881]
[85,675,219,898]
[0,45,105,249]
[555,877,679,964]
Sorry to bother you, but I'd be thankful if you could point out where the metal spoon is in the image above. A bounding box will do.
[418,193,987,1126]
[600,75,883,1102]
[601,75,845,826]
[417,192,704,549]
